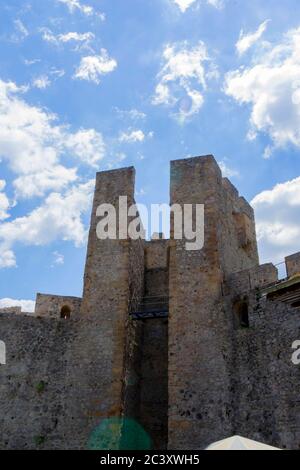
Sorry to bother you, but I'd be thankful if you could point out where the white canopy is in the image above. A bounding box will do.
[206,435,280,451]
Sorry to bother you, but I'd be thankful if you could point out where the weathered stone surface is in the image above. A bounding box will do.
[35,294,81,319]
[0,307,22,315]
[0,155,299,450]
[286,252,300,277]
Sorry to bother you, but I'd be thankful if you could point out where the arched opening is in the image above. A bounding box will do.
[60,305,71,319]
[233,300,249,329]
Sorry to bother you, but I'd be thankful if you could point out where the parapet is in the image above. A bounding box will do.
[285,252,300,278]
[34,294,82,319]
[171,155,222,193]
[222,177,239,199]
[0,306,22,315]
[225,263,279,296]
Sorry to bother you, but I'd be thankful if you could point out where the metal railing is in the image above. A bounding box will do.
[129,295,169,320]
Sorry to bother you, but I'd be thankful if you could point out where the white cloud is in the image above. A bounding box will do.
[52,251,65,266]
[225,26,300,153]
[153,41,216,121]
[236,20,270,56]
[172,0,223,12]
[24,58,41,66]
[65,129,106,166]
[0,194,10,221]
[0,180,94,269]
[0,181,10,221]
[0,79,105,198]
[40,28,95,48]
[218,159,239,178]
[207,0,223,7]
[106,152,127,170]
[114,108,147,121]
[11,19,29,42]
[57,0,105,19]
[40,28,57,44]
[252,176,300,264]
[32,75,51,89]
[50,68,65,78]
[74,49,117,84]
[59,32,95,43]
[0,249,16,268]
[13,166,78,199]
[0,298,35,312]
[119,130,146,143]
[173,0,197,12]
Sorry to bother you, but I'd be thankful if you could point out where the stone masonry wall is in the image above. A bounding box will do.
[71,167,138,448]
[35,294,82,319]
[122,236,145,445]
[286,252,300,278]
[138,318,168,450]
[0,167,143,450]
[123,238,169,450]
[1,156,299,450]
[168,156,232,449]
[140,240,168,449]
[0,312,77,449]
[222,288,300,449]
[218,177,259,277]
[0,307,22,315]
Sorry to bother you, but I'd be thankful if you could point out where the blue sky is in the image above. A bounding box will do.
[0,0,300,311]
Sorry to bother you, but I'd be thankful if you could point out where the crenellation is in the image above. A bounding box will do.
[237,196,255,219]
[34,294,82,319]
[0,155,299,450]
[222,177,239,199]
[226,263,279,297]
[0,306,22,315]
[285,252,300,278]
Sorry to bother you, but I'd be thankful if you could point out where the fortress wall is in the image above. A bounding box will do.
[225,263,279,297]
[221,260,300,450]
[145,240,169,270]
[144,270,168,298]
[223,293,300,449]
[122,237,144,426]
[140,241,168,449]
[1,156,299,450]
[124,238,168,450]
[285,252,300,277]
[0,307,22,315]
[35,294,82,319]
[122,317,168,451]
[128,239,145,312]
[168,156,232,449]
[144,239,169,300]
[138,318,168,450]
[62,167,139,449]
[219,177,259,277]
[0,312,77,449]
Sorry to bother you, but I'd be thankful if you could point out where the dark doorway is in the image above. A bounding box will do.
[234,300,249,328]
[60,305,71,319]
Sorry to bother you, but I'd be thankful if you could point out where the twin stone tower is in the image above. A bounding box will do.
[0,155,300,450]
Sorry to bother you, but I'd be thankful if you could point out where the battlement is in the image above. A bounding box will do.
[0,306,34,317]
[225,263,279,296]
[0,306,22,315]
[285,251,300,277]
[34,294,82,319]
[1,154,300,451]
